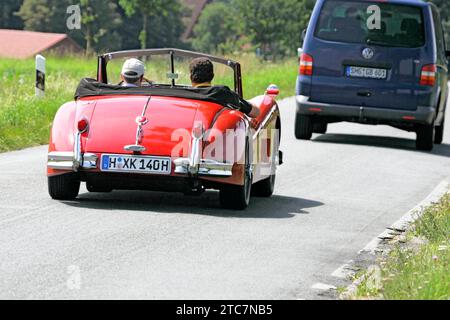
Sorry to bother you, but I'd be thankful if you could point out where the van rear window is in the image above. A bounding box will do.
[314,0,425,48]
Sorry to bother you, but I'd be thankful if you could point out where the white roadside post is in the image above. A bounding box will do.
[35,55,46,97]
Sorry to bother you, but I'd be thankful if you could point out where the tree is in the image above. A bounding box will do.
[79,0,122,54]
[118,0,183,49]
[17,0,123,53]
[430,0,450,44]
[231,0,314,59]
[0,0,24,29]
[17,0,69,33]
[192,1,242,54]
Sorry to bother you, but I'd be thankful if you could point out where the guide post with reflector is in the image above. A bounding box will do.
[35,55,46,97]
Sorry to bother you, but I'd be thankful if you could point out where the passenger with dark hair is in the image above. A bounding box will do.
[189,58,260,118]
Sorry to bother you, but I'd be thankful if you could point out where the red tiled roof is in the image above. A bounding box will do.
[0,29,73,59]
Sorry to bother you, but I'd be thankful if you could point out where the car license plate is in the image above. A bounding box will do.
[101,154,171,175]
[346,66,387,79]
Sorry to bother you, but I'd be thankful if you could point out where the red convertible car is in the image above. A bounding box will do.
[47,49,282,209]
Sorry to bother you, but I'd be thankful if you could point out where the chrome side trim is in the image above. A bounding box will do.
[174,158,233,177]
[252,104,278,140]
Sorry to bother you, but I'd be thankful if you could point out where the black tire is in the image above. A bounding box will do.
[434,116,445,144]
[220,140,252,210]
[313,121,328,134]
[252,174,275,197]
[48,173,80,200]
[86,183,112,193]
[295,114,313,140]
[416,124,435,151]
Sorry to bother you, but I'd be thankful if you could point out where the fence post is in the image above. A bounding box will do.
[35,55,46,97]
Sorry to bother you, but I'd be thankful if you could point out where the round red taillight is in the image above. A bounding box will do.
[77,118,89,132]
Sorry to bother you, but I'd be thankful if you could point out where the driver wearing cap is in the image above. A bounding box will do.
[121,58,146,87]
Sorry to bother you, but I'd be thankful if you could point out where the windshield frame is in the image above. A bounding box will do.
[97,48,243,98]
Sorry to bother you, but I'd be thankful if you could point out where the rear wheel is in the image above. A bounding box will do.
[295,114,313,140]
[313,121,328,134]
[252,174,275,197]
[434,116,445,144]
[416,124,435,151]
[48,173,80,200]
[220,140,252,210]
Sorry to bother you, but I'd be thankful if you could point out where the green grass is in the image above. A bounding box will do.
[0,54,297,152]
[353,193,450,300]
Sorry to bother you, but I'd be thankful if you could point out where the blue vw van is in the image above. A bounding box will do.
[296,0,449,150]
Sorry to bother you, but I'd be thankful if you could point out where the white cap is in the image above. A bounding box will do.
[121,58,145,79]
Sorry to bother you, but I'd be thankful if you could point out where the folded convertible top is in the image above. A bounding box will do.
[74,78,238,108]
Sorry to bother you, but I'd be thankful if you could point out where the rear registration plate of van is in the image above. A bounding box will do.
[346,66,387,80]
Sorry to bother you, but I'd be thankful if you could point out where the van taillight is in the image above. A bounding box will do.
[420,64,437,86]
[299,53,313,76]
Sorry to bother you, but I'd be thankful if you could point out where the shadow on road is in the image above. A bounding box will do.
[62,190,323,219]
[313,133,450,157]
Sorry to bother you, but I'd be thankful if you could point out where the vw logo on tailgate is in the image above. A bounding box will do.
[362,48,374,60]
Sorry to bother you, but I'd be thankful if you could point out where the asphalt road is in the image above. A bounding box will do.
[0,97,449,299]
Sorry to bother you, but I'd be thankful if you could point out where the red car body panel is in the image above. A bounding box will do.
[48,94,279,187]
[84,95,237,156]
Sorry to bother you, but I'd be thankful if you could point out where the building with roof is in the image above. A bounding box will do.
[0,29,83,59]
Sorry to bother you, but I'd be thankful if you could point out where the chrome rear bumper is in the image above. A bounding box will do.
[47,152,97,171]
[174,158,233,177]
[48,152,231,177]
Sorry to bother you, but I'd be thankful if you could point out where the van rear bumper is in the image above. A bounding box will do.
[296,95,436,125]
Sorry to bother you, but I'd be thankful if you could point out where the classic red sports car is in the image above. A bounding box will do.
[47,49,282,209]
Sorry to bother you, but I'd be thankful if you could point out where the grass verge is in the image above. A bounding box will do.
[352,193,449,300]
[0,54,297,152]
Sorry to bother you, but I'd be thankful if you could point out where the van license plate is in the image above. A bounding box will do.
[101,154,171,175]
[346,66,387,79]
